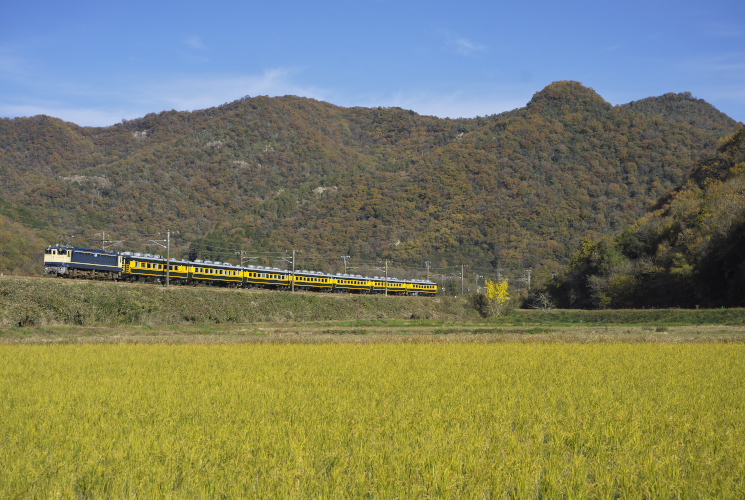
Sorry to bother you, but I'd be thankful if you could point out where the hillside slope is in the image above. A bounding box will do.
[0,81,738,280]
[546,125,745,308]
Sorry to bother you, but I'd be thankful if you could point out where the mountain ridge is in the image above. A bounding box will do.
[0,81,739,285]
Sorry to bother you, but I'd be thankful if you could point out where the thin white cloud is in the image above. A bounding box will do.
[0,46,29,80]
[351,88,529,119]
[705,22,745,38]
[2,66,538,126]
[140,68,329,112]
[437,30,487,56]
[0,103,130,127]
[598,44,624,53]
[184,36,207,50]
[1,68,331,126]
[678,52,745,75]
[450,37,487,56]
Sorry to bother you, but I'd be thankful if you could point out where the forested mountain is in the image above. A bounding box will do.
[0,81,739,284]
[544,125,745,308]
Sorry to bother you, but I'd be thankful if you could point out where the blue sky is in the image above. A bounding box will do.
[2,0,743,127]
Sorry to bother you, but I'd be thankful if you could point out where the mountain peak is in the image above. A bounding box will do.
[527,81,609,109]
[620,92,738,132]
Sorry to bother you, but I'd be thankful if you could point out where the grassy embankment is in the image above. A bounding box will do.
[0,276,470,326]
[2,276,745,342]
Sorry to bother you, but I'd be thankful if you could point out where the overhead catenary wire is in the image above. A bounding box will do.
[5,208,534,288]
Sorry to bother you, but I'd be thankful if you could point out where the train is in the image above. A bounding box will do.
[43,245,438,296]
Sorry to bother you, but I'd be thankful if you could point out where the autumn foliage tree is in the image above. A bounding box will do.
[545,125,745,308]
[471,279,512,317]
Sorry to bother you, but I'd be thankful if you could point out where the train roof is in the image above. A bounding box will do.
[46,245,120,256]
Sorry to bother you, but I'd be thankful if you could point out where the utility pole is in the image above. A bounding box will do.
[100,231,122,252]
[166,230,170,287]
[236,250,246,268]
[279,250,297,292]
[385,260,388,296]
[474,273,483,293]
[425,261,431,281]
[526,268,532,292]
[146,232,171,287]
[461,264,465,295]
[341,255,350,274]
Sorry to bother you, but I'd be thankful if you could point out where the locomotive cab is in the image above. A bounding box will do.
[44,246,73,276]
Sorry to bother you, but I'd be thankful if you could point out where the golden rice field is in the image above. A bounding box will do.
[1,343,744,498]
